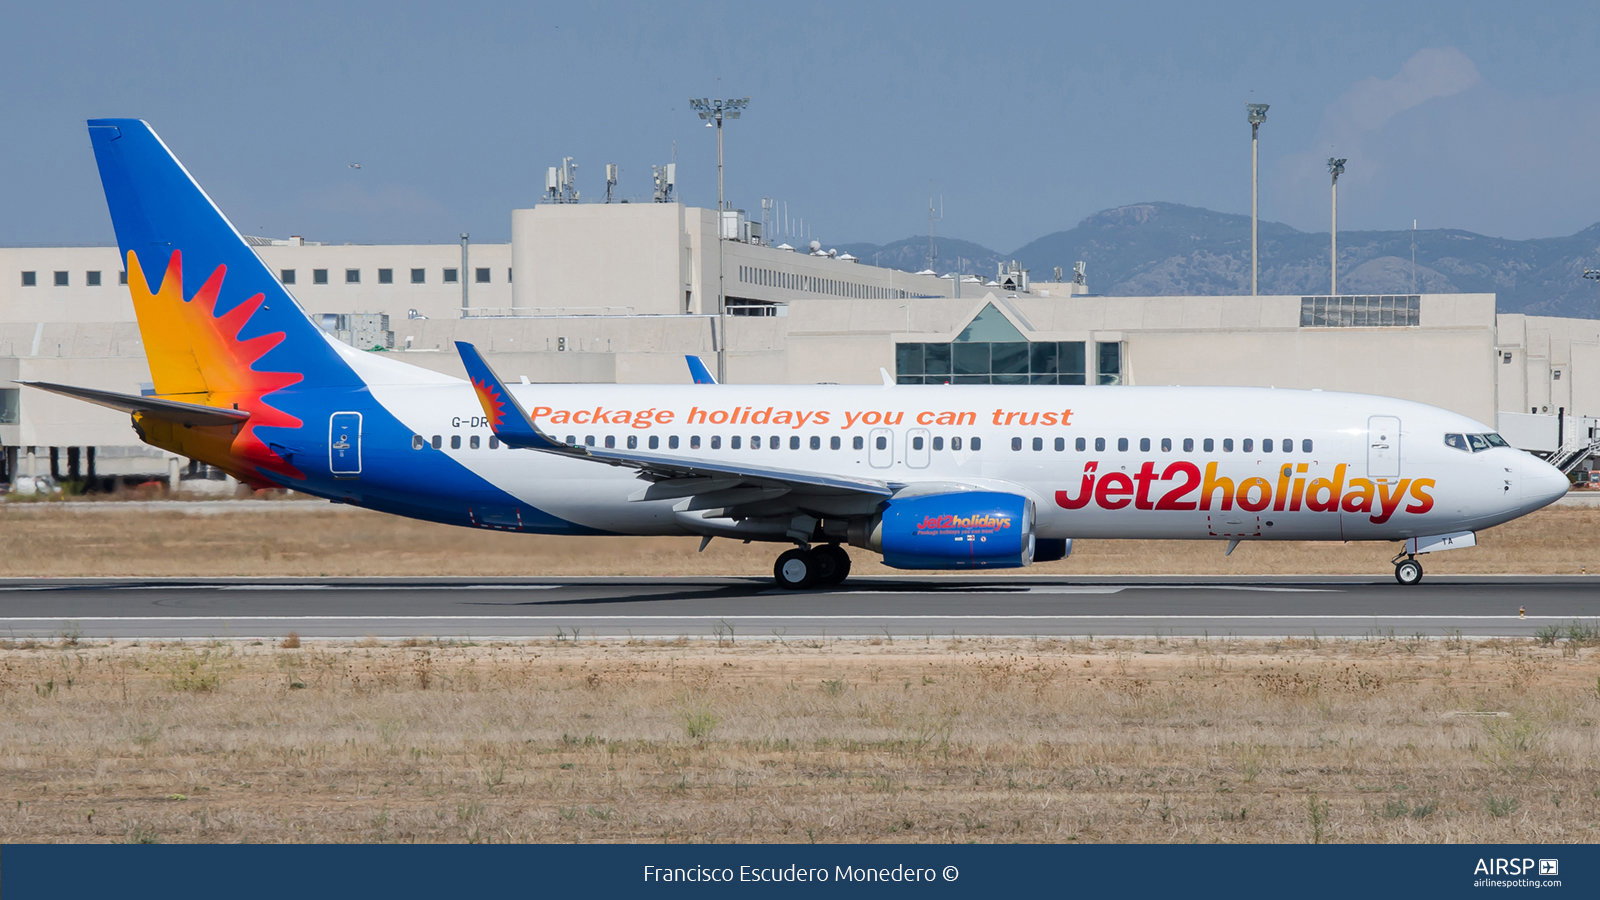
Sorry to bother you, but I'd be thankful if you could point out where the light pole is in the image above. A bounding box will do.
[460,232,469,314]
[1327,158,1346,295]
[1247,104,1268,295]
[1585,269,1600,320]
[690,96,750,384]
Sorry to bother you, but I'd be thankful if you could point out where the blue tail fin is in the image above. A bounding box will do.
[87,119,353,396]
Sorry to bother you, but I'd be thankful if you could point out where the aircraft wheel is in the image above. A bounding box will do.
[775,548,816,590]
[810,545,852,586]
[1394,558,1423,586]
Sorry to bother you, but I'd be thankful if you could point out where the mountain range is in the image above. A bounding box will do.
[837,202,1600,318]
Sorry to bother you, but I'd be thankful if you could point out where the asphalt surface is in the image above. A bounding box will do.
[0,575,1595,640]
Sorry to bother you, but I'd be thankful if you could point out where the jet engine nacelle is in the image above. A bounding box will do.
[849,491,1035,570]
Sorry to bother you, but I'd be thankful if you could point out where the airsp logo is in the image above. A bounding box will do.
[1539,859,1559,877]
[1474,858,1557,876]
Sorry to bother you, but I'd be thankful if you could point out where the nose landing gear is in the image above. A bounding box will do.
[773,544,852,590]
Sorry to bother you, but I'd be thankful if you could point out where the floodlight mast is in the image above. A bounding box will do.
[1328,157,1346,295]
[1247,104,1268,295]
[689,96,750,384]
[1584,269,1600,320]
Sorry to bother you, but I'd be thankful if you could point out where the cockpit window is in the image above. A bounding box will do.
[1444,434,1468,452]
[1484,433,1510,448]
[1467,433,1491,452]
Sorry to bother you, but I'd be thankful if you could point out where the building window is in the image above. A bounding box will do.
[54,271,69,286]
[1300,295,1420,327]
[1097,342,1122,385]
[411,268,426,284]
[0,388,18,424]
[475,267,490,283]
[86,271,101,286]
[378,268,393,284]
[443,268,458,283]
[895,303,1089,384]
[345,269,360,284]
[314,269,329,284]
[21,271,36,286]
[119,271,128,285]
[280,269,297,285]
[507,267,513,282]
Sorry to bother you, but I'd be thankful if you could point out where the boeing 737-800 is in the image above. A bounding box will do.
[23,120,1572,588]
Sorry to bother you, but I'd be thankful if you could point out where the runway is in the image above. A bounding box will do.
[0,575,1595,639]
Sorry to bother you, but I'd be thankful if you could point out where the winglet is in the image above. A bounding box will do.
[686,355,718,385]
[454,342,570,452]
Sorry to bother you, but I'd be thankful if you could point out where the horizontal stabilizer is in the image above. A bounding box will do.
[19,381,251,427]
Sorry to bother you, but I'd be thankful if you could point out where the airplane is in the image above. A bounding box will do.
[21,119,1572,589]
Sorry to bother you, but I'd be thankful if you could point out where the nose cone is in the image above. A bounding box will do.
[1520,454,1571,510]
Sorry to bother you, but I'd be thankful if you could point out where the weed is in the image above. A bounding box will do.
[820,678,847,697]
[57,621,83,647]
[1484,794,1520,818]
[162,650,226,692]
[280,631,301,649]
[1534,624,1561,646]
[681,705,719,740]
[1307,792,1331,843]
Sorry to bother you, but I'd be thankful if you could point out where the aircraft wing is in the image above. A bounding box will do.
[685,355,718,384]
[454,342,891,505]
[19,381,251,427]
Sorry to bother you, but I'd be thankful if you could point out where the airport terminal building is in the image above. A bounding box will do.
[2,200,1597,487]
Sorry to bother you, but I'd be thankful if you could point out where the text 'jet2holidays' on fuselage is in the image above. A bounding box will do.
[22,119,1572,589]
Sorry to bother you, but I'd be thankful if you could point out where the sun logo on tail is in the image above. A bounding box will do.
[128,250,304,479]
[471,377,507,432]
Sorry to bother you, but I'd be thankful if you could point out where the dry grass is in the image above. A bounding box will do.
[1,502,1598,577]
[0,635,1596,843]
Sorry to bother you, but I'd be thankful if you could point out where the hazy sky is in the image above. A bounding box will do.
[5,1,1600,251]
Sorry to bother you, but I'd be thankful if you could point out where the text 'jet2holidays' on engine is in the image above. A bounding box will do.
[22,119,1572,588]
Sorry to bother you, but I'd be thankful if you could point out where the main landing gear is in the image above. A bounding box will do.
[774,544,852,590]
[1393,555,1423,586]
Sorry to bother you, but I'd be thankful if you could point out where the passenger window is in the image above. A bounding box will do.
[565,435,576,445]
[951,436,962,451]
[1095,438,1106,452]
[912,436,925,450]
[490,436,500,449]
[669,435,679,449]
[1118,438,1129,452]
[1055,437,1065,451]
[1242,439,1253,452]
[810,436,821,450]
[1076,437,1086,451]
[412,434,424,450]
[1281,438,1292,453]
[1032,437,1043,451]
[1182,438,1193,452]
[1140,438,1151,452]
[450,435,461,449]
[585,435,595,446]
[1012,437,1023,451]
[831,436,842,450]
[853,436,864,450]
[627,435,637,449]
[1467,433,1490,452]
[1263,439,1273,453]
[1301,439,1313,453]
[790,436,800,450]
[690,435,700,449]
[1202,438,1212,452]
[731,436,742,449]
[971,437,981,451]
[605,435,616,449]
[1161,438,1172,452]
[1223,438,1233,452]
[875,436,888,450]
[648,435,659,449]
[933,436,944,451]
[431,435,442,449]
[470,435,480,450]
[711,436,721,449]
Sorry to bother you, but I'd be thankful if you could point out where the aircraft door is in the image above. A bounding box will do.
[329,412,362,477]
[1367,416,1400,481]
[869,428,894,468]
[906,428,931,468]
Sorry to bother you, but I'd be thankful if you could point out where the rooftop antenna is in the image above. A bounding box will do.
[760,198,773,247]
[927,189,943,272]
[651,163,676,202]
[605,164,618,203]
[546,157,579,203]
[1412,219,1417,293]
